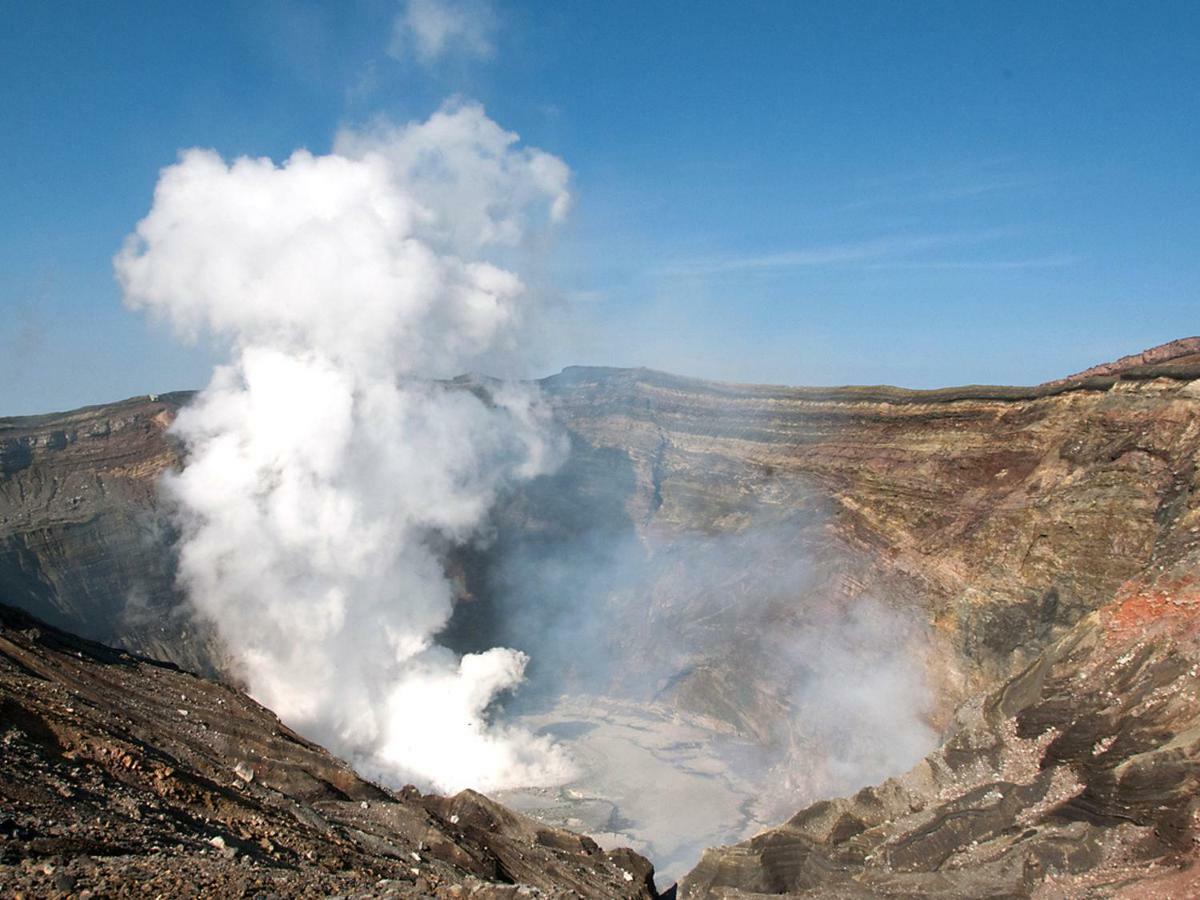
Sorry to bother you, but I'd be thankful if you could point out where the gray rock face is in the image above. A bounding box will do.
[0,392,216,673]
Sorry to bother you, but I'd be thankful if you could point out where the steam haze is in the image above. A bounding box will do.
[457,464,938,876]
[113,97,937,874]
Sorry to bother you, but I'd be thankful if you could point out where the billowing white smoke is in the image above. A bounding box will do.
[115,101,577,793]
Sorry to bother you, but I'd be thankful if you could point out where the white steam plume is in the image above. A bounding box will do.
[115,101,576,793]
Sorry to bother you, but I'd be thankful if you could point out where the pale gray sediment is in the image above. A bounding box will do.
[496,696,775,883]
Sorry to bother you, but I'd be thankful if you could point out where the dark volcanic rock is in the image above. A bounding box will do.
[0,601,658,898]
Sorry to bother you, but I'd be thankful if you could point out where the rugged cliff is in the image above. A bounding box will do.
[0,392,207,672]
[503,342,1200,738]
[9,344,1200,710]
[678,557,1200,898]
[4,340,1200,893]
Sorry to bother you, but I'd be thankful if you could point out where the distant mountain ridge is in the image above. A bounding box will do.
[1058,335,1200,381]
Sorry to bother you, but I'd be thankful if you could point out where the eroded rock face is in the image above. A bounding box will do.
[5,341,1200,894]
[513,348,1200,737]
[6,345,1200,763]
[677,563,1200,898]
[0,393,214,673]
[0,601,657,898]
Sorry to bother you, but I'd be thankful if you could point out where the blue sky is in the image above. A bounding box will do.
[2,0,1198,414]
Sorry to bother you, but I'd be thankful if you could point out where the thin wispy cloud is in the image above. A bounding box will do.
[864,254,1079,271]
[920,175,1042,202]
[389,0,496,65]
[838,158,1049,212]
[839,175,1043,212]
[661,229,1017,277]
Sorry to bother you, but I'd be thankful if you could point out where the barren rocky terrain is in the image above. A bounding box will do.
[531,338,1200,716]
[0,600,657,898]
[680,559,1200,898]
[4,338,1200,894]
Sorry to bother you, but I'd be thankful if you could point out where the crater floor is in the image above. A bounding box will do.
[497,696,777,884]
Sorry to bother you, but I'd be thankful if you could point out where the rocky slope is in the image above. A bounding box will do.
[5,339,1200,893]
[679,557,1200,898]
[0,599,657,898]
